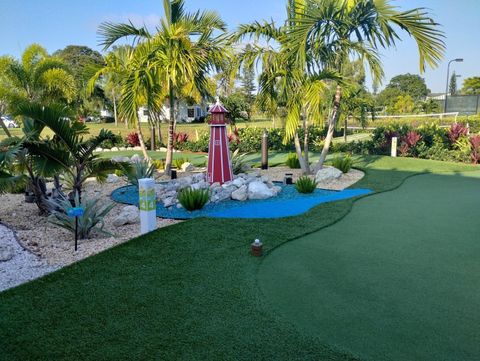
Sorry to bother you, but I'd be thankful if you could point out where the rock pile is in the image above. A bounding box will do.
[155,172,282,209]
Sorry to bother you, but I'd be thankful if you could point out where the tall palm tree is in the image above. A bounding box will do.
[286,0,445,170]
[236,16,340,174]
[98,0,227,174]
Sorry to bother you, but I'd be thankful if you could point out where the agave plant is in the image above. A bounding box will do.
[231,149,250,174]
[119,158,155,188]
[48,193,115,239]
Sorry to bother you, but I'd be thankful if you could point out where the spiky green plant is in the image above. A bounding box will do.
[173,157,189,170]
[294,176,317,194]
[231,149,250,174]
[48,193,115,239]
[286,152,301,169]
[332,155,353,173]
[120,159,155,188]
[178,187,210,211]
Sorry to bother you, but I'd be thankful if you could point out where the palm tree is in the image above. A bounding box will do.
[236,17,340,174]
[0,44,76,108]
[98,0,227,174]
[286,0,445,170]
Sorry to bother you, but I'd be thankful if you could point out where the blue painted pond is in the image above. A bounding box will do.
[111,183,372,219]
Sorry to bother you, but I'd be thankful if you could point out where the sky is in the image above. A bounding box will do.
[1,0,479,93]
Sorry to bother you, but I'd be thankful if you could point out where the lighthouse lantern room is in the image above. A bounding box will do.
[207,99,233,185]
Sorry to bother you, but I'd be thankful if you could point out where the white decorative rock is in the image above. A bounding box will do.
[232,178,245,188]
[248,181,275,200]
[0,244,14,262]
[181,162,195,172]
[94,147,103,152]
[111,147,119,152]
[112,156,130,163]
[315,167,343,183]
[133,146,142,151]
[163,197,176,208]
[113,205,139,227]
[106,174,119,183]
[231,185,248,201]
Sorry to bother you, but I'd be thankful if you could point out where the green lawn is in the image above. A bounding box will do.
[0,156,478,360]
[0,118,274,142]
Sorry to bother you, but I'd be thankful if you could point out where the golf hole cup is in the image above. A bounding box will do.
[139,178,157,235]
[251,239,263,257]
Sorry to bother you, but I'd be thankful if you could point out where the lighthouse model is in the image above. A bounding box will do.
[207,99,233,185]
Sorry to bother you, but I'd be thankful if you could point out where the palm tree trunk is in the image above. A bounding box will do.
[303,117,310,174]
[294,132,309,174]
[344,115,349,143]
[164,86,175,175]
[112,90,118,127]
[313,85,342,172]
[0,119,12,138]
[135,119,149,160]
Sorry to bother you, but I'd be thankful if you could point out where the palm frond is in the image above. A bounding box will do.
[98,21,152,50]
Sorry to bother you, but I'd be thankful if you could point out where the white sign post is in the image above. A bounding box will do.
[138,178,157,235]
[391,137,398,157]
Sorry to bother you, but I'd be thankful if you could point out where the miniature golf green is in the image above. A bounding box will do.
[259,170,480,361]
[0,156,478,360]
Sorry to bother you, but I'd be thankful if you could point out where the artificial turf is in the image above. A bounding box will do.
[259,170,480,361]
[0,156,477,360]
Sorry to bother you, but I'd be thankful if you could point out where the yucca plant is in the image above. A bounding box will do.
[178,187,210,211]
[295,176,317,194]
[286,152,301,169]
[332,155,353,174]
[231,149,250,174]
[119,159,155,188]
[48,193,115,239]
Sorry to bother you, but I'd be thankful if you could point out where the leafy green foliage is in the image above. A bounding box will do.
[151,159,165,171]
[384,73,430,101]
[220,92,250,124]
[332,156,353,173]
[48,193,115,239]
[286,153,301,169]
[178,187,210,211]
[231,149,250,174]
[294,176,317,194]
[461,76,480,95]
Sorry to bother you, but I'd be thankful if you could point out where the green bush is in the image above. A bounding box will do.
[295,176,317,194]
[151,159,165,171]
[231,149,250,174]
[48,194,114,239]
[173,157,189,169]
[178,187,210,211]
[332,155,353,173]
[285,153,301,169]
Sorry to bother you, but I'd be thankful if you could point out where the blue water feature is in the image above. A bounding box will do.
[111,183,372,220]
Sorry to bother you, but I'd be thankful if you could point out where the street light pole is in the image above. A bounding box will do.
[444,58,463,112]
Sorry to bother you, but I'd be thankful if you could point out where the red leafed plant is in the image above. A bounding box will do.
[228,127,240,145]
[399,131,421,156]
[448,123,469,145]
[126,132,140,147]
[469,135,480,164]
[173,132,189,145]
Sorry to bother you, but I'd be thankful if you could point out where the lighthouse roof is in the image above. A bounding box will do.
[209,99,228,114]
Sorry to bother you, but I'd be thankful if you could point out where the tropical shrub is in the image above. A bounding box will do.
[48,194,115,239]
[285,153,301,169]
[173,157,189,169]
[178,187,209,211]
[173,132,189,145]
[469,135,480,164]
[399,131,422,156]
[231,149,250,174]
[295,176,317,194]
[332,155,353,173]
[120,159,155,188]
[448,123,469,145]
[126,132,140,147]
[151,159,165,171]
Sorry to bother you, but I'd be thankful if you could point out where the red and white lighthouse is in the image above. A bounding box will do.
[207,99,233,185]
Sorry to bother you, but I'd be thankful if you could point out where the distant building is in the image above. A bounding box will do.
[426,93,446,101]
[138,101,210,123]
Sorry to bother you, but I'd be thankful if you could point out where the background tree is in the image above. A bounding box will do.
[390,94,415,114]
[240,44,256,120]
[385,73,429,100]
[449,71,457,95]
[461,76,480,95]
[98,0,227,174]
[288,0,444,170]
[220,91,249,124]
[54,45,106,119]
[0,44,76,108]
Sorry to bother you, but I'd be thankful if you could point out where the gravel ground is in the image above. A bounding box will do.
[0,166,363,292]
[0,223,59,292]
